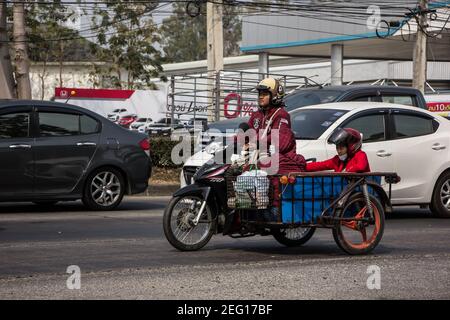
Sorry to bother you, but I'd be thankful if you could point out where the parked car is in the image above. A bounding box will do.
[0,100,151,210]
[182,101,450,218]
[107,108,128,122]
[147,118,184,137]
[185,117,208,133]
[130,117,153,132]
[118,114,138,129]
[200,85,428,146]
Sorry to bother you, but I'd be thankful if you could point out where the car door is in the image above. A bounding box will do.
[388,109,446,203]
[33,108,101,194]
[331,110,394,186]
[0,106,34,197]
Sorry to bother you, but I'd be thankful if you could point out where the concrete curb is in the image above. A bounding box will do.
[136,184,180,197]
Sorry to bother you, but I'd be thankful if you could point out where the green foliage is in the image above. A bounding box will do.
[25,1,97,63]
[150,136,196,168]
[160,2,242,63]
[90,0,165,89]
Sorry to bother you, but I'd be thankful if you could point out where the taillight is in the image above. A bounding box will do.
[139,138,150,151]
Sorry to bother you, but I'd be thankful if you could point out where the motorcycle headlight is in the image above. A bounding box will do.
[204,142,223,154]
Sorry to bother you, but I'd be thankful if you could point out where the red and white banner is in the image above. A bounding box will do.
[425,94,450,114]
[54,87,167,121]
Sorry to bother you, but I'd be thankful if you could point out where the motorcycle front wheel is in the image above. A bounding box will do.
[163,195,216,251]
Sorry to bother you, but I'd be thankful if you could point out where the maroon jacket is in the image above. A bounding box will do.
[306,150,370,173]
[247,105,305,174]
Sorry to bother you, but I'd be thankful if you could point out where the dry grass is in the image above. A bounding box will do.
[150,167,182,185]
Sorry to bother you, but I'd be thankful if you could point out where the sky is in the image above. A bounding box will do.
[61,0,173,38]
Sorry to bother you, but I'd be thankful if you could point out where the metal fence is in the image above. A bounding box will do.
[167,70,320,125]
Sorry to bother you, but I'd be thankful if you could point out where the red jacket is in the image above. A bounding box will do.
[306,150,370,173]
[247,105,305,174]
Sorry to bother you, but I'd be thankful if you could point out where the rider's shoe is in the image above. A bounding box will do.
[222,210,235,235]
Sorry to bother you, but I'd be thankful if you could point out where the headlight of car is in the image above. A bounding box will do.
[204,142,224,154]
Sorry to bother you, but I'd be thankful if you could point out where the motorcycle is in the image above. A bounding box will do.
[162,147,316,252]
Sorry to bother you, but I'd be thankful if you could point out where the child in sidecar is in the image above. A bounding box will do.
[306,128,370,173]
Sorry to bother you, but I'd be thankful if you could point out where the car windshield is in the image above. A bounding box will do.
[112,109,120,113]
[150,124,169,128]
[285,90,342,111]
[136,118,147,122]
[290,109,348,140]
[189,119,207,125]
[156,118,175,124]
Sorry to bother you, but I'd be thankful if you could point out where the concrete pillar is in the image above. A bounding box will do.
[258,52,269,79]
[331,44,343,86]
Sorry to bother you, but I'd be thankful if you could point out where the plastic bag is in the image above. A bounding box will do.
[235,170,268,192]
[234,170,270,209]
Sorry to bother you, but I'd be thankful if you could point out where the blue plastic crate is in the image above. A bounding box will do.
[281,175,382,224]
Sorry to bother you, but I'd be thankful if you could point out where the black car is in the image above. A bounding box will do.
[147,118,184,137]
[0,100,151,210]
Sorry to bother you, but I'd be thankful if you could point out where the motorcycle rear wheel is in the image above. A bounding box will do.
[163,195,216,251]
[272,227,316,247]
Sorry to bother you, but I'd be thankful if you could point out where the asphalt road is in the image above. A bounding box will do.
[0,197,449,300]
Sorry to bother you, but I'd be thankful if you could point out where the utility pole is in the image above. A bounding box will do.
[0,1,15,98]
[331,44,344,86]
[13,2,32,99]
[207,0,223,122]
[412,0,428,94]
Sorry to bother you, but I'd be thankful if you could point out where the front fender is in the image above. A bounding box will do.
[173,184,211,199]
[172,184,218,219]
[367,181,392,214]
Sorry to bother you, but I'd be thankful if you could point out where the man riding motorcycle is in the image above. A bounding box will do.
[245,77,306,174]
[235,78,306,221]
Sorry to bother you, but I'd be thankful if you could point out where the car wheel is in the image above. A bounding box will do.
[82,167,125,211]
[430,171,450,218]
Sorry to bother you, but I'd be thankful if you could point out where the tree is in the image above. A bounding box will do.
[0,0,85,99]
[13,2,31,99]
[160,2,242,63]
[27,1,92,98]
[90,0,165,89]
[0,1,15,98]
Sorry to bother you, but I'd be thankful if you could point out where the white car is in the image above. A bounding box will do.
[107,108,128,122]
[130,117,153,132]
[181,102,450,218]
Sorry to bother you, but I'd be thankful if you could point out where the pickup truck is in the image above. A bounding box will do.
[200,85,428,147]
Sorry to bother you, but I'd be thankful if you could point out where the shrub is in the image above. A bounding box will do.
[149,136,196,168]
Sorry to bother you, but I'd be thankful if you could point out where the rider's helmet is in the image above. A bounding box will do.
[256,77,285,106]
[329,128,362,156]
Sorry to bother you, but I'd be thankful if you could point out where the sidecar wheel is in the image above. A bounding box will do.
[332,193,384,255]
[163,195,216,251]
